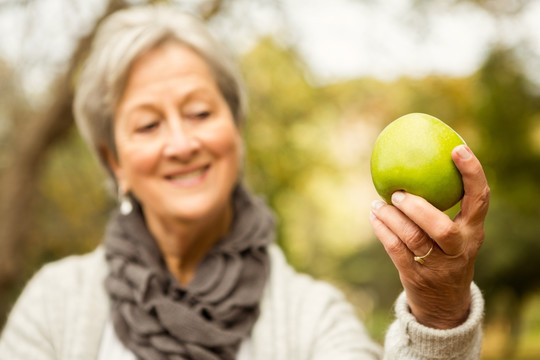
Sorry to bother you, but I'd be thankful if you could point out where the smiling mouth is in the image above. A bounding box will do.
[165,165,210,184]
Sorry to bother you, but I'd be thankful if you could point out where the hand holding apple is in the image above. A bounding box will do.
[369,114,490,330]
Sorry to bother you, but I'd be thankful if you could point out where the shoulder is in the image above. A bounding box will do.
[7,246,108,318]
[13,246,108,321]
[32,246,110,335]
[0,247,109,360]
[35,246,107,290]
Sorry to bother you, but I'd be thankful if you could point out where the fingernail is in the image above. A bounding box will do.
[456,145,472,160]
[392,191,405,204]
[371,200,385,211]
[369,210,376,220]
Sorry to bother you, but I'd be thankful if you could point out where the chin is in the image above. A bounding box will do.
[164,195,231,223]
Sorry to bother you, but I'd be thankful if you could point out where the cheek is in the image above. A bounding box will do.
[118,142,162,183]
[204,123,242,164]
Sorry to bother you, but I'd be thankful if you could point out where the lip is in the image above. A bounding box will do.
[164,164,210,186]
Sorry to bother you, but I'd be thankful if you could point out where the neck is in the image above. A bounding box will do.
[143,203,233,286]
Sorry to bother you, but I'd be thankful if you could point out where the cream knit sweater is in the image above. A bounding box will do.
[0,244,483,359]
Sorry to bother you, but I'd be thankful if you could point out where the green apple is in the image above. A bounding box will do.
[370,113,465,211]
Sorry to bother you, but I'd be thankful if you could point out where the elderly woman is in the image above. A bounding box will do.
[0,5,489,360]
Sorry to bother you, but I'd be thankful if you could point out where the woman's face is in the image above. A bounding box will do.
[111,42,241,224]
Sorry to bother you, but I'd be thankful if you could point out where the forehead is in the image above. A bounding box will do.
[128,42,215,88]
[117,42,219,107]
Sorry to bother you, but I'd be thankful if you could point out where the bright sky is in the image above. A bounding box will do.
[282,0,496,81]
[1,0,539,91]
[254,0,540,83]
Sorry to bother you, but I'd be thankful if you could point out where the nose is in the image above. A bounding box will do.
[163,122,201,161]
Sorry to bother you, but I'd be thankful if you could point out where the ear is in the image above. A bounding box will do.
[100,145,130,194]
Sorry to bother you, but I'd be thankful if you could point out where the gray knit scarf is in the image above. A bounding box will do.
[103,184,275,360]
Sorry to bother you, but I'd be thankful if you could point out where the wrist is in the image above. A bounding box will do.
[390,284,485,359]
[407,288,471,329]
[410,303,470,329]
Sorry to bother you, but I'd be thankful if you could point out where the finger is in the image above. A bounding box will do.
[369,207,411,268]
[452,145,490,226]
[371,199,433,259]
[390,191,463,256]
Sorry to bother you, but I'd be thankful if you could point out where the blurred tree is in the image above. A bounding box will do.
[0,0,229,327]
[0,0,131,326]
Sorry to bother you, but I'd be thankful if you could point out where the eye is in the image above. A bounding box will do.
[135,118,161,133]
[183,99,213,121]
[138,122,158,132]
[192,111,211,120]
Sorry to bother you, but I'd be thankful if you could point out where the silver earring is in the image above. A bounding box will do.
[119,192,133,215]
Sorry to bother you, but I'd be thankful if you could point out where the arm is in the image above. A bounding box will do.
[0,250,108,360]
[369,144,489,356]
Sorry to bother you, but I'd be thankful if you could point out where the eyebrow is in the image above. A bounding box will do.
[118,86,220,120]
[118,103,161,123]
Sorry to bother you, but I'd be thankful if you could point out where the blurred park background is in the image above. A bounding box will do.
[1,0,540,358]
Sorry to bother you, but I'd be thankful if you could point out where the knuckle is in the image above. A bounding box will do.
[435,222,458,241]
[385,240,403,255]
[474,185,491,213]
[468,227,485,252]
[402,223,425,247]
[479,185,491,205]
[477,227,486,242]
[468,158,484,176]
[464,159,488,186]
[475,234,485,251]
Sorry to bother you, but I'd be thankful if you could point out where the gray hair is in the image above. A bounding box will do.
[73,5,246,187]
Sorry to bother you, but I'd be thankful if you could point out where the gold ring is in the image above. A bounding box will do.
[414,242,434,265]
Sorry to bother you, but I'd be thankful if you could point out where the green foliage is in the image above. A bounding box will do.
[28,128,113,276]
[241,38,349,273]
[470,48,540,353]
